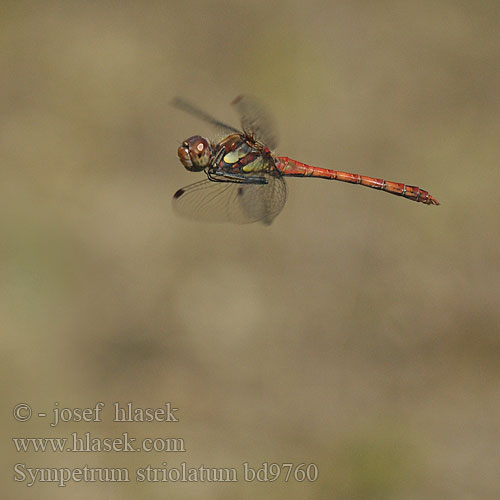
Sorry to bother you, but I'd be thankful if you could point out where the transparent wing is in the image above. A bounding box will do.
[231,95,278,150]
[171,97,240,136]
[172,176,287,225]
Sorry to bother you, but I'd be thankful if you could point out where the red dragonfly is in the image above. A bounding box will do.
[172,96,439,224]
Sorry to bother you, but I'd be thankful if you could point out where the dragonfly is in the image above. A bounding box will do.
[172,96,439,225]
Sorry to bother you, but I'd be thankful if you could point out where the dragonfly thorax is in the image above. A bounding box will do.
[178,135,213,172]
[213,133,274,175]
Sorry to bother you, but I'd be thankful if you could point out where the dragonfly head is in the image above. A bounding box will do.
[178,135,213,172]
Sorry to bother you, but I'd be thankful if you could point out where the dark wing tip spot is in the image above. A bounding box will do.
[231,95,243,105]
[173,188,185,199]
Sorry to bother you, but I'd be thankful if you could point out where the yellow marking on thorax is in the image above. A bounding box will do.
[223,150,247,164]
[242,157,266,172]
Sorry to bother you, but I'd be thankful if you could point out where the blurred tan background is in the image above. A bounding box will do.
[2,0,499,498]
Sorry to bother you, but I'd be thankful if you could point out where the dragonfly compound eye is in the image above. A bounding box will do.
[177,135,212,172]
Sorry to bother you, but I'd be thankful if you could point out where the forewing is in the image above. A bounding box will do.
[232,95,278,150]
[172,176,287,225]
[171,97,240,136]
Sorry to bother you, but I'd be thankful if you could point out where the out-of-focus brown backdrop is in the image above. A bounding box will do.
[2,0,499,498]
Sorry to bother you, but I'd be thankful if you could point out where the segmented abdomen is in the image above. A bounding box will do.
[276,157,440,205]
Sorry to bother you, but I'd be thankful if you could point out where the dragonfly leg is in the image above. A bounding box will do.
[206,170,230,183]
[207,170,268,184]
